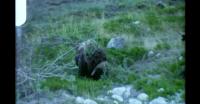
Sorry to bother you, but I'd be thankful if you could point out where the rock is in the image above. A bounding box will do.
[133,21,140,25]
[128,98,142,104]
[109,87,126,96]
[157,88,165,92]
[107,36,125,49]
[148,50,154,57]
[169,100,176,104]
[96,96,105,101]
[96,96,110,102]
[113,100,119,104]
[156,53,161,57]
[179,56,183,61]
[149,97,168,104]
[62,93,75,100]
[111,94,123,102]
[75,97,85,104]
[156,1,166,8]
[124,86,132,98]
[137,93,149,101]
[168,91,185,104]
[84,99,97,104]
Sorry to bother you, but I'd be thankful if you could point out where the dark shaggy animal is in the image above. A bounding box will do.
[75,48,107,80]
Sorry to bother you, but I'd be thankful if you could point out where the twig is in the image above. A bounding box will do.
[43,47,75,71]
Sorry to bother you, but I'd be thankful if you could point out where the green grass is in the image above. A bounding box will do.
[40,76,112,97]
[133,76,184,99]
[154,42,171,50]
[40,77,69,91]
[107,46,147,64]
[103,14,142,35]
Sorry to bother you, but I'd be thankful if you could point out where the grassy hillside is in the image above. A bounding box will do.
[16,0,185,103]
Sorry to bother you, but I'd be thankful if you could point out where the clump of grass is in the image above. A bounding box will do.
[160,59,185,79]
[163,15,184,23]
[154,42,171,50]
[96,37,110,47]
[158,3,185,14]
[133,76,184,99]
[73,78,112,97]
[107,65,129,83]
[87,7,104,18]
[40,76,112,97]
[127,72,138,83]
[40,77,69,91]
[143,10,163,31]
[103,14,141,35]
[107,46,147,64]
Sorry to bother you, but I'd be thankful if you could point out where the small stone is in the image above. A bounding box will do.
[113,100,119,104]
[149,97,167,104]
[112,94,123,102]
[157,88,165,92]
[107,36,126,49]
[84,99,97,104]
[156,53,161,57]
[133,21,140,25]
[75,97,85,104]
[156,1,166,8]
[62,93,75,100]
[179,56,183,61]
[169,100,176,104]
[96,97,104,101]
[124,86,132,98]
[148,50,154,57]
[110,87,126,96]
[128,98,142,104]
[137,93,149,101]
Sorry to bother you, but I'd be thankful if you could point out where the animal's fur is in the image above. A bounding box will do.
[75,40,107,80]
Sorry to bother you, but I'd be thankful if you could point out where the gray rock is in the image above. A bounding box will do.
[84,99,97,104]
[149,97,168,104]
[124,86,132,98]
[179,56,183,61]
[157,88,165,93]
[133,21,140,25]
[107,36,125,49]
[137,93,149,101]
[111,94,123,102]
[108,87,126,96]
[156,53,161,57]
[62,92,75,100]
[156,1,166,8]
[113,100,119,104]
[75,97,85,104]
[128,98,142,104]
[148,50,154,57]
[96,96,111,102]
